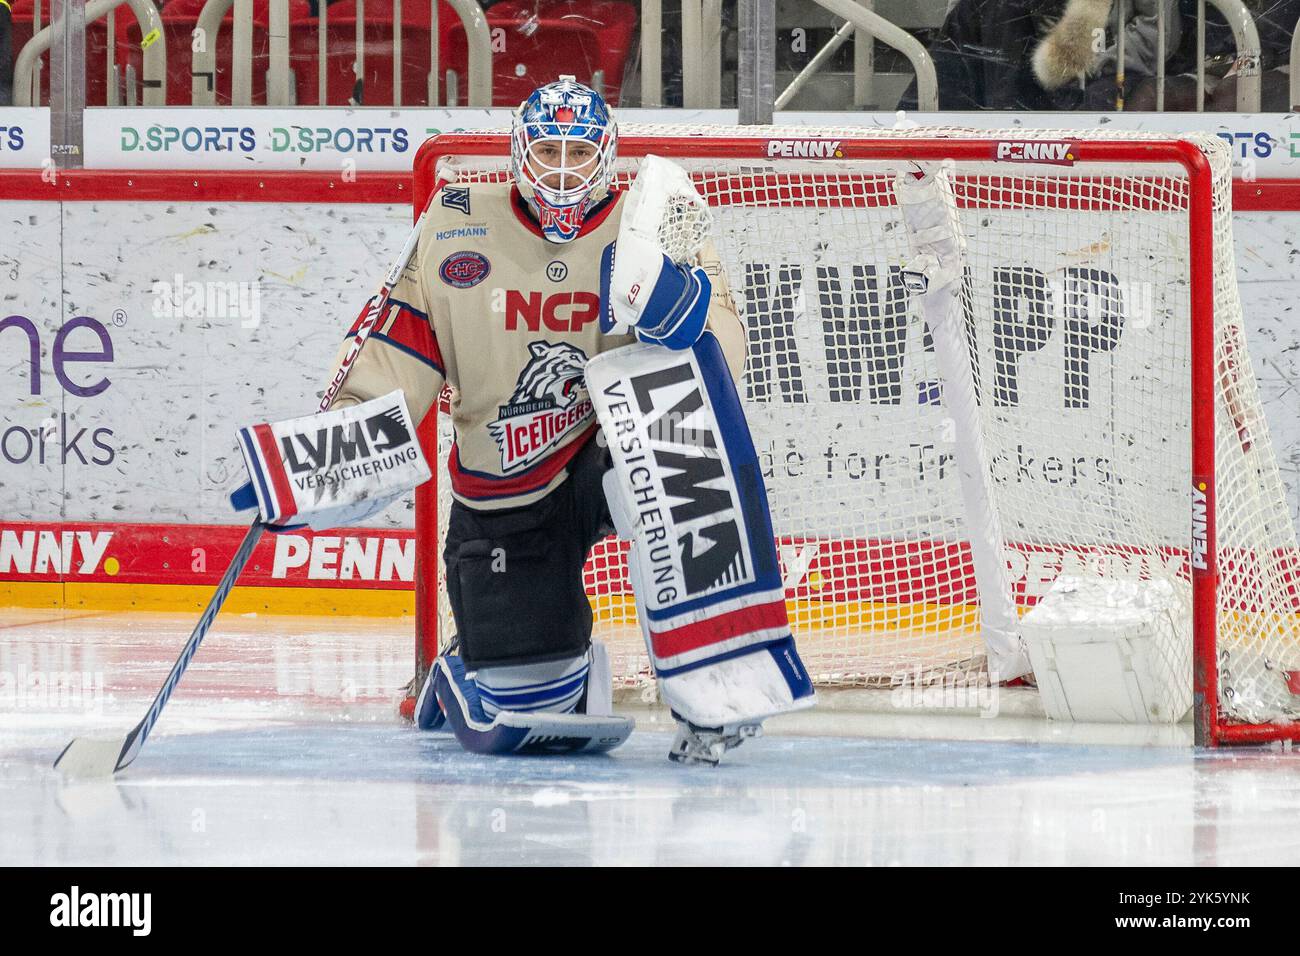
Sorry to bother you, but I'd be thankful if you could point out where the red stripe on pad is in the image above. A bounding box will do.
[253,424,298,521]
[650,598,790,661]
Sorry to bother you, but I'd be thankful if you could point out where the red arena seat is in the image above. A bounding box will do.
[113,0,312,106]
[290,0,445,107]
[443,0,637,106]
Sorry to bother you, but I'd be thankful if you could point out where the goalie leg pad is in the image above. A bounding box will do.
[587,333,816,729]
[414,667,448,731]
[432,655,633,755]
[415,638,615,731]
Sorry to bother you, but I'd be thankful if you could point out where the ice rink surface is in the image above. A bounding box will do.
[5,607,1300,866]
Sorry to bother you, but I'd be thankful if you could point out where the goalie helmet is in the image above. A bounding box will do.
[510,76,617,244]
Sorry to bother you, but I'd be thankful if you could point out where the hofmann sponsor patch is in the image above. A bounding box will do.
[435,225,488,242]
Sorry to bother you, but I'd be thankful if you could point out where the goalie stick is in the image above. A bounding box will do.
[53,205,430,779]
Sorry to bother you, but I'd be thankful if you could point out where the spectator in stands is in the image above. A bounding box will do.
[1129,0,1298,110]
[899,0,1182,110]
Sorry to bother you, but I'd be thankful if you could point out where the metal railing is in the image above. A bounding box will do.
[1,0,15,105]
[640,0,662,107]
[1292,12,1300,109]
[1200,0,1261,111]
[8,1,1290,115]
[15,0,165,106]
[657,0,937,111]
[681,0,723,108]
[775,0,937,111]
[1139,0,1263,112]
[190,0,492,107]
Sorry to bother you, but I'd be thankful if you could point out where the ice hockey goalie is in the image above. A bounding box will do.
[326,77,814,764]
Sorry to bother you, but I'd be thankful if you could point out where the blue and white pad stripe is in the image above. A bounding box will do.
[474,655,590,718]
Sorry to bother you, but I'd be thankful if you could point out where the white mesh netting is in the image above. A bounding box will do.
[424,126,1300,727]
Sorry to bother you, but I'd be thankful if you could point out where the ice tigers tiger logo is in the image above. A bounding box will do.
[488,341,594,473]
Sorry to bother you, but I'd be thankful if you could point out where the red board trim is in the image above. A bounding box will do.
[0,169,411,203]
[0,169,1297,212]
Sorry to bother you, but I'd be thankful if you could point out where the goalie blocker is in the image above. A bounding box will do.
[588,331,817,736]
[231,390,430,532]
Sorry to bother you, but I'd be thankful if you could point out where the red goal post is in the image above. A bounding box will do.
[406,127,1300,747]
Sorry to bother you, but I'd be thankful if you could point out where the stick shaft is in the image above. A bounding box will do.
[113,521,266,771]
[319,211,426,413]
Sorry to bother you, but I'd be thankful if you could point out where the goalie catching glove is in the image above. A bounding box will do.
[230,390,430,531]
[599,241,711,350]
[599,155,714,351]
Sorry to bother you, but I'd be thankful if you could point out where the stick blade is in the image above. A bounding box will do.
[54,736,129,778]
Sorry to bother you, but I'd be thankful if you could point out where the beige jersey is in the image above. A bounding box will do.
[327,180,744,510]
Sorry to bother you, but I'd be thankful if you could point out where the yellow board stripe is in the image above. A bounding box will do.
[8,583,1294,638]
[6,580,974,628]
[0,582,414,617]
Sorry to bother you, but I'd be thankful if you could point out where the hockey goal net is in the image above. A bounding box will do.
[406,126,1300,746]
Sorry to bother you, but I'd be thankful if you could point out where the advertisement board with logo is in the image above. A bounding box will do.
[1,171,1297,615]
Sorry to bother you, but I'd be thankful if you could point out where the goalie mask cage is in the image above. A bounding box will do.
[406,126,1300,747]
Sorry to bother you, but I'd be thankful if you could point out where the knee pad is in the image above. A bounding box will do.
[444,527,592,670]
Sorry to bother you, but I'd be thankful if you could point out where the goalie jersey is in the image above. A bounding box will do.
[327,181,746,510]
